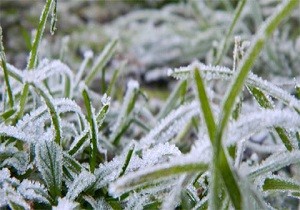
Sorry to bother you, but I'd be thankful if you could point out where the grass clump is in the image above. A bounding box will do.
[0,0,299,209]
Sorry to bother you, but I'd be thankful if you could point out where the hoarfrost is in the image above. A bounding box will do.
[35,140,63,197]
[53,197,78,210]
[18,179,50,204]
[66,170,96,201]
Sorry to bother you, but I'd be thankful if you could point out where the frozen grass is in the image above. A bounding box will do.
[0,0,299,209]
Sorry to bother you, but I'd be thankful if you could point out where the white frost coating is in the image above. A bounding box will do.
[35,140,63,195]
[109,142,210,196]
[101,93,111,106]
[18,179,49,204]
[169,61,300,110]
[23,59,74,84]
[127,79,140,89]
[0,125,35,142]
[139,101,199,147]
[84,50,94,59]
[66,171,96,201]
[111,80,139,133]
[0,149,29,175]
[0,168,11,183]
[245,141,285,154]
[53,197,78,210]
[161,176,185,210]
[0,170,29,209]
[247,151,300,179]
[84,196,113,210]
[128,142,181,171]
[226,109,300,146]
[93,142,181,191]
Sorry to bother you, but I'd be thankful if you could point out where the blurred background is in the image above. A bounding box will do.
[1,0,299,98]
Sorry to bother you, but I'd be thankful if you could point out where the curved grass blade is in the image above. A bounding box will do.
[31,83,61,144]
[110,161,208,197]
[68,132,89,156]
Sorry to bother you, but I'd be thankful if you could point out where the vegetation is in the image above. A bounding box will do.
[0,0,299,209]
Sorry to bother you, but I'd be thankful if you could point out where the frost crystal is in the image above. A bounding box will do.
[53,197,79,210]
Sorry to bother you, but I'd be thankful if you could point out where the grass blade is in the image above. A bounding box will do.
[118,144,135,177]
[27,0,53,70]
[110,162,208,196]
[194,68,242,209]
[31,83,61,144]
[158,80,188,120]
[0,27,14,108]
[193,69,216,141]
[15,0,54,122]
[85,39,118,85]
[262,176,300,192]
[82,89,98,173]
[214,0,247,65]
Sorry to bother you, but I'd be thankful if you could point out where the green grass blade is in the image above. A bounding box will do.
[110,162,208,196]
[85,39,118,85]
[15,0,54,123]
[96,104,109,129]
[214,0,247,65]
[193,69,216,141]
[106,67,121,97]
[82,89,98,173]
[68,132,89,156]
[247,86,273,109]
[194,68,241,209]
[158,80,188,120]
[118,144,135,177]
[27,0,53,70]
[64,76,71,98]
[0,27,14,108]
[0,108,16,120]
[262,176,300,192]
[112,118,133,146]
[50,0,57,35]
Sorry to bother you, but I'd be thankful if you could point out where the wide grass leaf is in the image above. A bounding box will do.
[35,140,62,204]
